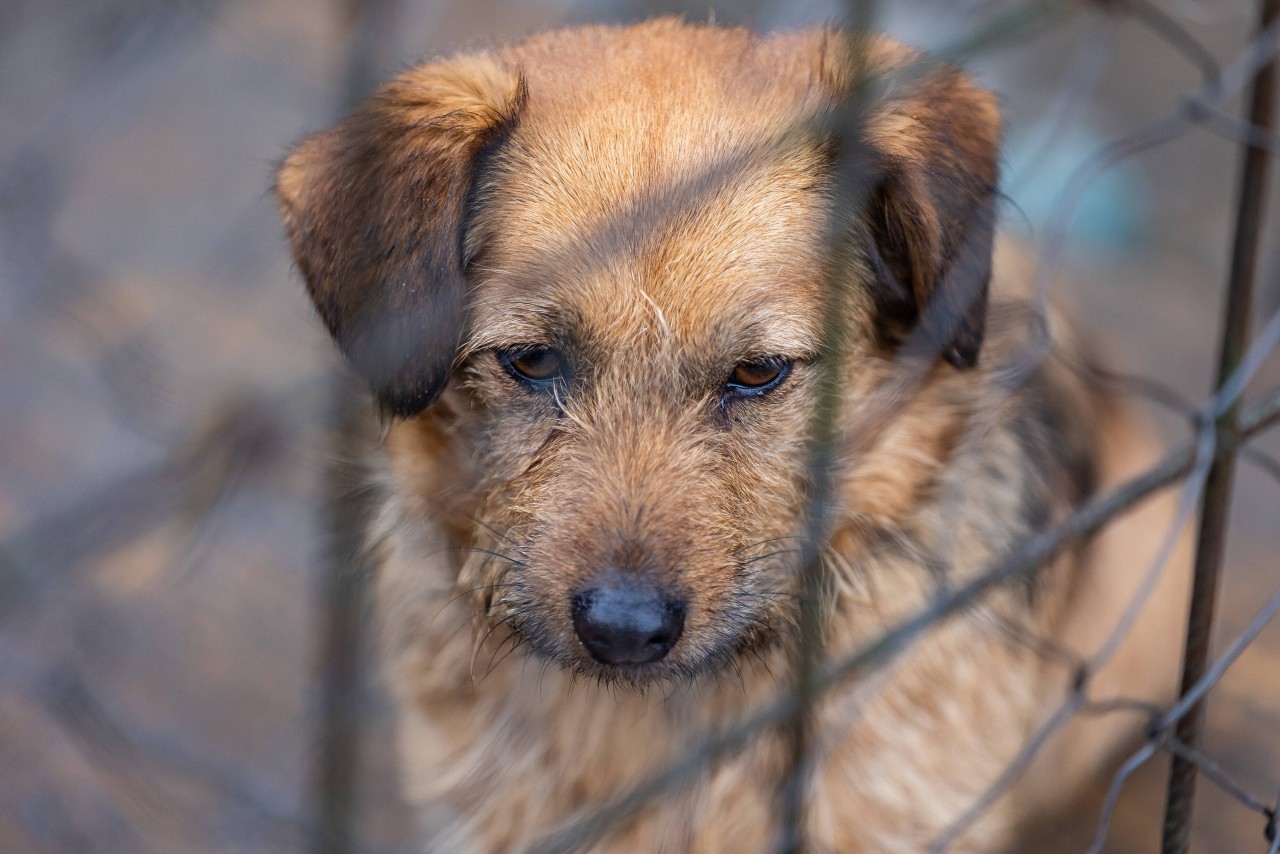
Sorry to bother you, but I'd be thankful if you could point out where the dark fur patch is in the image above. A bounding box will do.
[277,68,526,417]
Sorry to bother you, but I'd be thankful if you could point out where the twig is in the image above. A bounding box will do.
[0,390,304,608]
[42,666,314,842]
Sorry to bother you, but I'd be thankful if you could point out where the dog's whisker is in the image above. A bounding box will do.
[459,545,522,565]
[736,590,799,600]
[482,616,535,684]
[431,542,523,565]
[739,548,806,567]
[465,515,525,551]
[484,633,527,682]
[732,535,819,557]
[536,657,556,700]
[434,581,519,624]
[745,645,778,685]
[473,613,521,682]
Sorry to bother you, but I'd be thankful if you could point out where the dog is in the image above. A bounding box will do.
[276,19,1191,852]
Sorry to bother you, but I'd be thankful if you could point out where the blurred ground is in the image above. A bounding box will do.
[0,0,1277,851]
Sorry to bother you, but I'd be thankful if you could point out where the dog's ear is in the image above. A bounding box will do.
[276,55,524,416]
[826,38,1000,369]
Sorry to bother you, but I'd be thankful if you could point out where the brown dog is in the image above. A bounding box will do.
[277,19,1190,852]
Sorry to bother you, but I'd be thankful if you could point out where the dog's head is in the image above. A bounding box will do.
[277,21,999,686]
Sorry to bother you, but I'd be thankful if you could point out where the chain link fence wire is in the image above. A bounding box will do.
[1,0,1278,852]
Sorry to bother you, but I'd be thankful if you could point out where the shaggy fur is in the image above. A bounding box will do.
[277,20,1190,852]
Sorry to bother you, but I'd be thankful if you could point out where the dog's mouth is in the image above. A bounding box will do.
[461,522,797,688]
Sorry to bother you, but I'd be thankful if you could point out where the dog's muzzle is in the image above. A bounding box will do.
[571,579,686,666]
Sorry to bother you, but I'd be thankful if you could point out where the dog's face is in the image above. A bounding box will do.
[277,22,999,687]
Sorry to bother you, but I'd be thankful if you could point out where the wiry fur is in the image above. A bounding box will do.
[277,20,1191,852]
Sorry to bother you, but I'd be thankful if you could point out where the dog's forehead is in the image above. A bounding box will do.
[466,24,839,354]
[468,161,832,353]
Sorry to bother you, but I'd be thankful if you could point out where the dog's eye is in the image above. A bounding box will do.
[498,347,567,387]
[725,358,792,396]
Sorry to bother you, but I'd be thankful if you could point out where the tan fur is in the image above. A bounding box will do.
[277,20,1190,852]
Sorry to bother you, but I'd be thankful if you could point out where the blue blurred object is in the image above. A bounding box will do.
[1003,122,1152,253]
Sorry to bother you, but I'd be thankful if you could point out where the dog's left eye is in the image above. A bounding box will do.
[725,358,792,396]
[498,347,567,388]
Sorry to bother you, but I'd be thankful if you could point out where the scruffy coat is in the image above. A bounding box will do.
[277,20,1190,852]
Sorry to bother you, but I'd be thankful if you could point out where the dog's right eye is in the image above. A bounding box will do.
[498,347,567,388]
[724,357,792,397]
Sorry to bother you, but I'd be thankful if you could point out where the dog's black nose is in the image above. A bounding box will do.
[571,582,685,666]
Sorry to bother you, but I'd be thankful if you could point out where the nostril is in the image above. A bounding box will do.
[571,583,685,666]
[647,600,684,647]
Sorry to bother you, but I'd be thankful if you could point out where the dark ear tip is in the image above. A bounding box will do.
[376,394,434,419]
[333,292,462,420]
[367,368,450,419]
[340,328,451,419]
[943,340,981,370]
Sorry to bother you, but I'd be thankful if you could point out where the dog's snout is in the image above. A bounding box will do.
[571,582,685,666]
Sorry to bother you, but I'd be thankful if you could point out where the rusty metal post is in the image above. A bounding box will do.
[1161,1,1279,851]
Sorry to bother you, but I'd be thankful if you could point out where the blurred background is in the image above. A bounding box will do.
[0,0,1277,851]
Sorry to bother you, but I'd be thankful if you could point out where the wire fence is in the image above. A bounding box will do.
[1,0,1278,852]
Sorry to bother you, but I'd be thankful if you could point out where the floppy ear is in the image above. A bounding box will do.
[276,55,524,417]
[829,38,1000,369]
